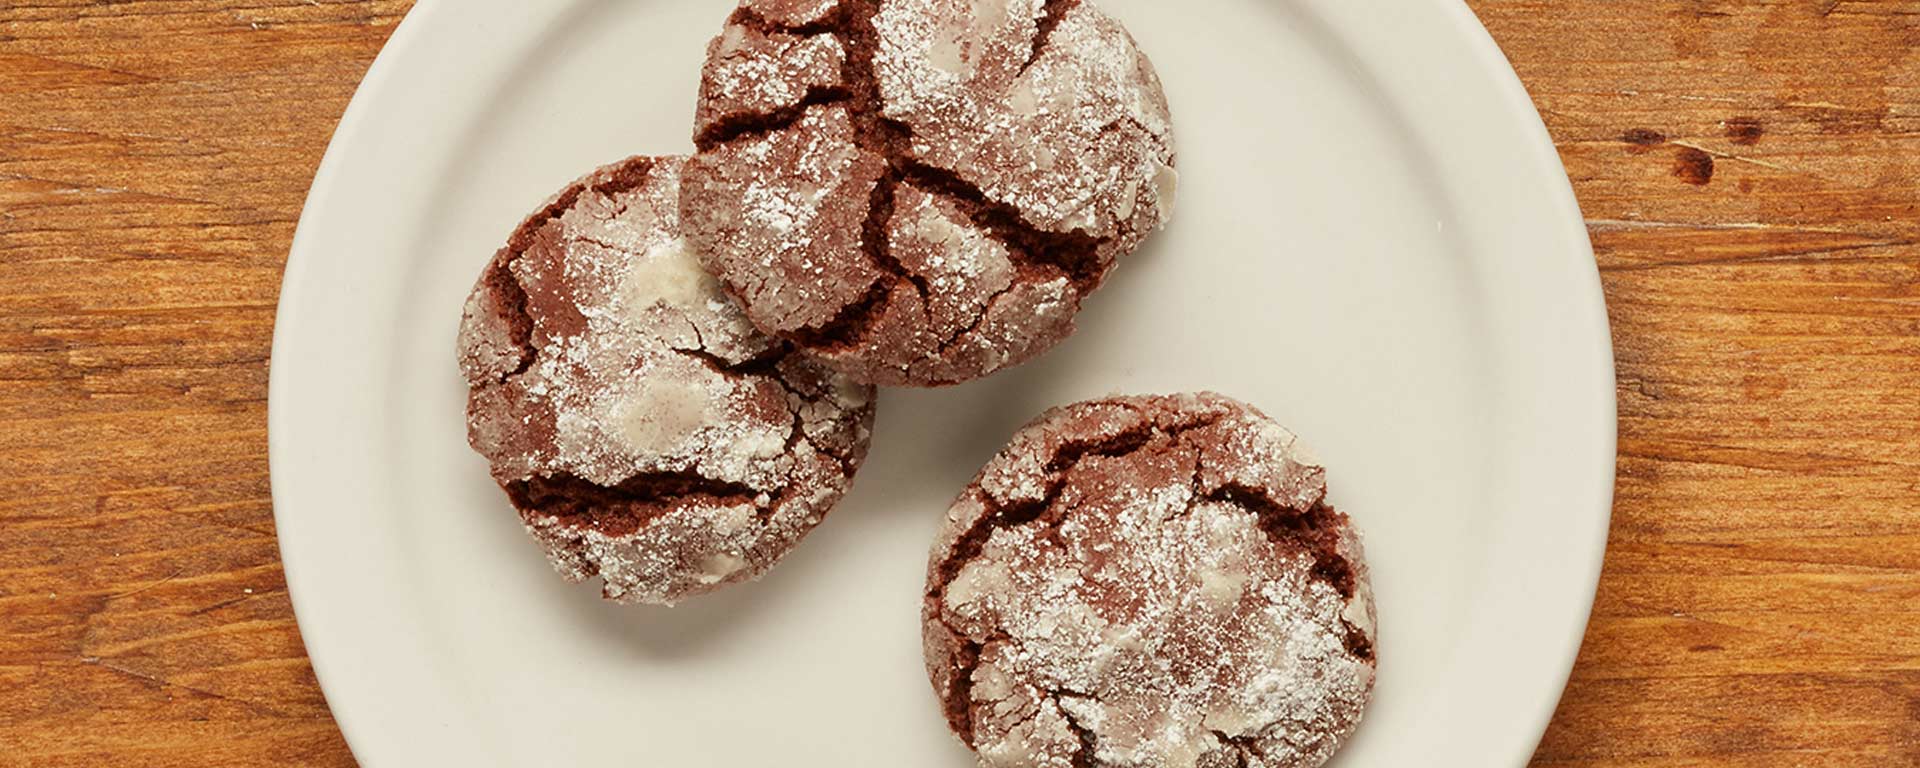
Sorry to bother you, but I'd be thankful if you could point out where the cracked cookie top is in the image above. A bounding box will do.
[684,0,1176,387]
[923,393,1375,768]
[458,155,876,606]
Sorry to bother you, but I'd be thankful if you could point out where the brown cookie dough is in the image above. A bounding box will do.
[458,155,876,606]
[923,393,1376,768]
[684,0,1176,387]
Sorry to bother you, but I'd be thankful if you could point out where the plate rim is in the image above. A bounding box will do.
[269,0,1616,765]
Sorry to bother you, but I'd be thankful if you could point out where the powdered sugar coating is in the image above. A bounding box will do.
[458,156,875,606]
[744,0,843,27]
[875,0,1176,241]
[685,104,888,333]
[695,24,847,142]
[684,0,1175,387]
[924,393,1376,768]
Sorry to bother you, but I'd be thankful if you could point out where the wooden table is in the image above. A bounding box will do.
[3,1,1916,765]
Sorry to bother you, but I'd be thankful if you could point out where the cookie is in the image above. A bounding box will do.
[458,155,876,606]
[684,0,1177,387]
[923,393,1376,768]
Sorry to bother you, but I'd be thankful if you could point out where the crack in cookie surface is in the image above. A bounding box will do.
[506,470,764,538]
[1022,0,1080,72]
[684,0,1174,386]
[457,155,876,605]
[922,393,1375,768]
[461,159,658,385]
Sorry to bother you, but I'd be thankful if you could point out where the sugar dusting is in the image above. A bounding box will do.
[877,0,1176,243]
[696,24,847,141]
[687,104,887,333]
[616,372,717,457]
[925,393,1376,768]
[457,156,876,606]
[744,0,844,26]
[621,238,726,317]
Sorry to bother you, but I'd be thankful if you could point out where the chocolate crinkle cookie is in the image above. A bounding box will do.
[458,155,876,606]
[923,393,1376,768]
[684,0,1177,387]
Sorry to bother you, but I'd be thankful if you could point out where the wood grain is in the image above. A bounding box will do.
[1,1,1915,766]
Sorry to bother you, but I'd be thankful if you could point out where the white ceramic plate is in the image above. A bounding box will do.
[270,0,1614,765]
